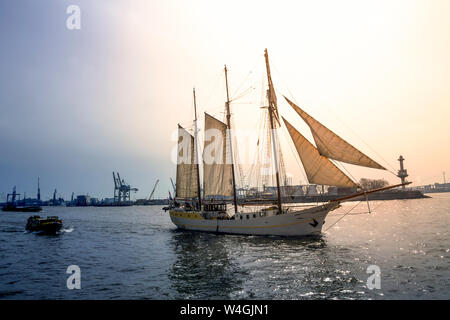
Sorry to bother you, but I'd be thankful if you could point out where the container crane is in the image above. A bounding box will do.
[148,179,159,200]
[113,171,138,204]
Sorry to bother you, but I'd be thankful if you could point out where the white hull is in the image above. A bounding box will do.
[169,202,340,236]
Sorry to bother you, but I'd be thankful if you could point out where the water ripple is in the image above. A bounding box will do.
[0,198,449,299]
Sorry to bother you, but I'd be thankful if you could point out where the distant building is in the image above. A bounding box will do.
[102,198,115,205]
[283,185,304,197]
[306,185,318,195]
[434,182,450,189]
[415,182,450,194]
[327,186,338,195]
[338,187,358,195]
[76,195,90,206]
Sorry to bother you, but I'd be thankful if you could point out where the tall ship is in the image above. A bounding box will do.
[168,49,407,236]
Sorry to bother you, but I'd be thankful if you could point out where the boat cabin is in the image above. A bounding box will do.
[203,203,227,212]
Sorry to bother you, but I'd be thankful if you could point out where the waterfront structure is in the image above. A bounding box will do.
[397,155,409,189]
[76,195,90,206]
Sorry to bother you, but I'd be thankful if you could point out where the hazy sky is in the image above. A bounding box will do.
[1,0,449,200]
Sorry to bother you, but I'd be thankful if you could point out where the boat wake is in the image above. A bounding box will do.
[23,227,74,235]
[0,227,24,233]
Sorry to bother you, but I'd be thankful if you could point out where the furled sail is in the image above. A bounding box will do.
[282,117,358,188]
[284,97,385,170]
[175,125,199,198]
[203,113,233,197]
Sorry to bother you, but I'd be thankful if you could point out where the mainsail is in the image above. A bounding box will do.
[203,113,234,197]
[282,117,358,188]
[175,125,199,198]
[284,97,385,170]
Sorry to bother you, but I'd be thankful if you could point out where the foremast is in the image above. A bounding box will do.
[193,88,202,209]
[224,65,238,213]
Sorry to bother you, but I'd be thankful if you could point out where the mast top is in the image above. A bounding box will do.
[193,87,198,121]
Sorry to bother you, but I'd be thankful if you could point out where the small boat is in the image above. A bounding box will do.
[26,216,63,233]
[2,204,42,212]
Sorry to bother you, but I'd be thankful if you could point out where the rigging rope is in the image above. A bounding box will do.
[270,59,398,179]
[324,200,388,232]
[331,158,360,186]
[279,123,308,184]
[231,54,262,99]
[323,200,362,232]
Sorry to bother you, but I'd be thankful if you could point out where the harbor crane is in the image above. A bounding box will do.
[6,186,19,204]
[148,179,159,200]
[113,172,138,204]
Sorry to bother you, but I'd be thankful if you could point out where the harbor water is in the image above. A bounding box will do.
[0,194,449,300]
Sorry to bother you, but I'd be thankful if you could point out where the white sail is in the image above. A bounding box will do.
[284,97,385,170]
[176,125,199,198]
[203,113,233,197]
[283,117,358,188]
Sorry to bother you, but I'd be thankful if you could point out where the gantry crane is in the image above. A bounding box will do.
[113,172,138,204]
[148,179,159,200]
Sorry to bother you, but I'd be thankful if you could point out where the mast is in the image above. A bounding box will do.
[37,177,41,202]
[224,65,238,213]
[264,48,283,213]
[193,88,202,208]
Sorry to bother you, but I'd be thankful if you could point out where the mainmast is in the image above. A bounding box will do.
[193,88,202,208]
[224,65,238,213]
[264,48,283,213]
